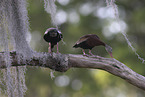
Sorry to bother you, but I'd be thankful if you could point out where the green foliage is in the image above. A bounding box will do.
[26,0,145,97]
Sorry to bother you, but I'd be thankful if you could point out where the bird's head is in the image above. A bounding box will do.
[105,44,113,58]
[49,31,58,37]
[45,28,60,37]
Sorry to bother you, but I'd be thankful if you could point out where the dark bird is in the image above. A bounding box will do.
[43,28,63,53]
[73,34,113,58]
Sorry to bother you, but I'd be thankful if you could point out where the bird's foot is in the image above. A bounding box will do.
[89,50,97,57]
[89,55,103,59]
[83,54,90,57]
[89,52,98,57]
[56,51,61,54]
[48,50,51,53]
[90,55,98,57]
[90,55,101,58]
[48,49,53,56]
[49,52,53,56]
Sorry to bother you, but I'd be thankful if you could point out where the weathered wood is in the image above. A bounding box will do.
[0,51,145,91]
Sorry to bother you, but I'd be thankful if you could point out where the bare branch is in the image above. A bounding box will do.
[0,51,145,91]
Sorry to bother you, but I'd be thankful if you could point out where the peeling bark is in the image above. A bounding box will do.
[0,51,145,91]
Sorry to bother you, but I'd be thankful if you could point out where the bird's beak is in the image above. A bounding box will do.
[109,52,113,58]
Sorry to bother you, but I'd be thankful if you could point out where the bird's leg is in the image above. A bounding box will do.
[82,49,89,57]
[48,42,51,53]
[82,49,86,55]
[89,50,94,56]
[89,49,99,57]
[56,42,59,54]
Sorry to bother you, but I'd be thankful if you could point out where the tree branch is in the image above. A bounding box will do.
[0,51,145,91]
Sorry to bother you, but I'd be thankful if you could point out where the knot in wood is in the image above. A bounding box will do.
[49,53,69,72]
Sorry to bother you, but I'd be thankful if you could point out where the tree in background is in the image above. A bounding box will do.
[0,0,145,97]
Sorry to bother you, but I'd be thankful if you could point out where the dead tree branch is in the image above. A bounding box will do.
[0,51,145,91]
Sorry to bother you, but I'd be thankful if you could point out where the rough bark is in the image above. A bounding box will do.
[0,51,145,91]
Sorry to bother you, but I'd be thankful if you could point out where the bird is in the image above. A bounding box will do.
[73,34,113,58]
[43,28,63,53]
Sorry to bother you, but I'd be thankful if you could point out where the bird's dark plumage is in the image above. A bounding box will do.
[73,34,105,49]
[43,28,63,53]
[73,34,113,57]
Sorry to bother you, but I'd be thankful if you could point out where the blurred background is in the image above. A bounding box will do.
[26,0,145,97]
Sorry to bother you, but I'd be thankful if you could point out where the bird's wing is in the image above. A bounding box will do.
[94,34,100,39]
[86,35,105,46]
[75,36,89,45]
[87,34,100,39]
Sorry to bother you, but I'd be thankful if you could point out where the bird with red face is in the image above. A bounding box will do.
[73,34,113,58]
[43,28,63,53]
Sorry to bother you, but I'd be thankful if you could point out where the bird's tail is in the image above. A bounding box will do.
[73,44,78,48]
